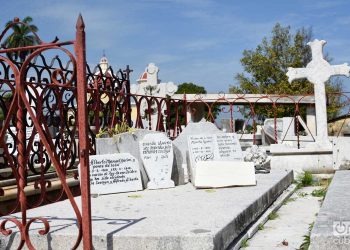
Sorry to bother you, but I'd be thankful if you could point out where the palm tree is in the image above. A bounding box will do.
[3,16,40,62]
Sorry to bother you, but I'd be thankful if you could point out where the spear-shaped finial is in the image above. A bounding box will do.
[76,14,85,31]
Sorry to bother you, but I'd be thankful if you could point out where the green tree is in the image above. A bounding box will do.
[175,82,207,94]
[230,23,342,121]
[3,16,40,61]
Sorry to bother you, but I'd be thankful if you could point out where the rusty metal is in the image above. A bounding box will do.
[75,14,92,250]
[0,16,91,249]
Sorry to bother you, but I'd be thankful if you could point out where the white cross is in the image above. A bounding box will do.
[286,39,350,145]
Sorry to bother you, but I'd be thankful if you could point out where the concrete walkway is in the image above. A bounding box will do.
[243,186,322,250]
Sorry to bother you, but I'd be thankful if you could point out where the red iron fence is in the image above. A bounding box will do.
[0,15,92,249]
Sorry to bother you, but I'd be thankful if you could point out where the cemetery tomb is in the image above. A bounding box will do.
[81,153,143,195]
[187,133,255,187]
[139,133,175,189]
[1,170,293,250]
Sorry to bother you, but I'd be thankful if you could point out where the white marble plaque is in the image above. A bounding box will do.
[216,134,243,161]
[84,153,142,195]
[188,133,243,167]
[140,133,175,189]
[188,134,217,165]
[188,133,244,183]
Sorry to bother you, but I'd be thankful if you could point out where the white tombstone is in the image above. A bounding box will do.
[287,39,350,147]
[140,133,175,189]
[84,153,143,195]
[187,133,244,183]
[172,121,223,185]
[188,133,243,169]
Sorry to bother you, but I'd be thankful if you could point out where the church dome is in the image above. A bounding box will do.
[98,54,109,74]
[100,56,108,65]
[137,71,148,84]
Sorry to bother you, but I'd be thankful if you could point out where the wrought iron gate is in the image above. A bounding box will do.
[0,15,92,249]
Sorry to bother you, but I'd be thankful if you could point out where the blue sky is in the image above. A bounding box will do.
[1,0,350,93]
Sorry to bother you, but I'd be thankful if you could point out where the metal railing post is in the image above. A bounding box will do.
[75,14,92,250]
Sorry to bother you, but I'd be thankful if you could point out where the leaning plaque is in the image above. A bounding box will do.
[81,153,143,195]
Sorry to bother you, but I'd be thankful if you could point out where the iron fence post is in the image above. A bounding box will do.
[16,85,26,248]
[75,14,92,250]
[124,65,132,127]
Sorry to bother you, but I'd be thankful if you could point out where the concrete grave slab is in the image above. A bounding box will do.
[270,137,350,175]
[1,170,293,250]
[310,170,350,250]
[331,137,350,170]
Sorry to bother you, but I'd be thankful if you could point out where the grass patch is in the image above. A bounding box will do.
[268,211,279,220]
[296,171,313,188]
[299,222,314,250]
[258,223,264,231]
[283,197,297,205]
[311,188,327,198]
[297,191,308,198]
[240,238,249,248]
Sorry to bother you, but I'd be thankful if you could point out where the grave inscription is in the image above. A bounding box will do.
[188,133,243,168]
[86,153,142,195]
[216,134,243,161]
[140,133,175,189]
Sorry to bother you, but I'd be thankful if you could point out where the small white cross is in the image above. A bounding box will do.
[286,39,350,145]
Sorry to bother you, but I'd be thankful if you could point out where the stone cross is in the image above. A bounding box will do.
[286,39,350,145]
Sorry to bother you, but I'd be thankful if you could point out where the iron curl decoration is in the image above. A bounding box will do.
[0,217,50,250]
[24,217,50,249]
[7,40,83,248]
[0,218,25,249]
[0,217,22,236]
[48,50,76,87]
